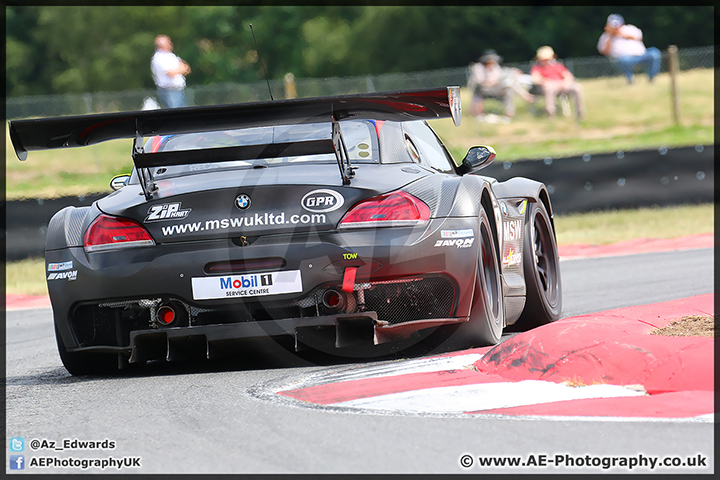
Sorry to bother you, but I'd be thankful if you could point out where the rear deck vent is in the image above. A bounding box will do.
[204,257,286,274]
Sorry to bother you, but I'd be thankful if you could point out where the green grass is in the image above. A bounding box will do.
[5,203,714,296]
[6,133,133,200]
[6,257,49,296]
[554,203,714,245]
[430,68,714,162]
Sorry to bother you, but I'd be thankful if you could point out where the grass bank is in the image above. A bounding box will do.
[5,68,713,200]
[430,68,713,161]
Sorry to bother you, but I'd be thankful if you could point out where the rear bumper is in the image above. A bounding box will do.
[48,218,480,356]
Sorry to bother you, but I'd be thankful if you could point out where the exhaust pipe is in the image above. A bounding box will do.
[322,289,345,311]
[157,305,177,326]
[321,289,358,314]
[148,300,188,328]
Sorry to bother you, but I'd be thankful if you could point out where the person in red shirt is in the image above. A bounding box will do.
[530,46,584,120]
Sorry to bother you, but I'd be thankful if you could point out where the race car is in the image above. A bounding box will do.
[9,87,562,375]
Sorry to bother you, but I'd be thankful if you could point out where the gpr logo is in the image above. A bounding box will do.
[301,189,344,213]
[10,455,24,470]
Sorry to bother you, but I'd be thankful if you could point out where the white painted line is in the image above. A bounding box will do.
[335,380,645,414]
[288,353,483,390]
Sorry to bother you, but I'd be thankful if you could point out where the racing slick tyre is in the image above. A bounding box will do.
[461,207,505,346]
[516,200,562,328]
[54,324,119,376]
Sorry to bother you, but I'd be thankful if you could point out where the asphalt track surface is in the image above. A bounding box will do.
[5,245,714,474]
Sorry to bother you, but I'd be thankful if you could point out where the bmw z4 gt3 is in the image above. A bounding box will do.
[9,87,562,375]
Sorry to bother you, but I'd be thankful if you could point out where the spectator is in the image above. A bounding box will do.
[597,14,661,84]
[530,46,584,120]
[151,35,191,108]
[467,49,534,122]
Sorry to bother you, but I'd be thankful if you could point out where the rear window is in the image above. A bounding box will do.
[141,120,377,178]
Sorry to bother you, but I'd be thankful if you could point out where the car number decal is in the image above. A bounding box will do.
[191,270,303,300]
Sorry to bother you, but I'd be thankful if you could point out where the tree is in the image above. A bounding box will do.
[5,5,715,97]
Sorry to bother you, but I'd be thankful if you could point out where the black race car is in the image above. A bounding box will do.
[9,87,561,375]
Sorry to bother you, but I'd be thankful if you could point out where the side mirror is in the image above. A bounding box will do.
[457,145,496,174]
[110,174,130,191]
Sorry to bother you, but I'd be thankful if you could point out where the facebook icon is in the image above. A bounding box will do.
[10,455,25,470]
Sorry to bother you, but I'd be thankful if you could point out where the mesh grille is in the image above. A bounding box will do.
[363,276,455,325]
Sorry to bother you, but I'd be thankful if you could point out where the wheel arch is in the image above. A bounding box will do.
[492,177,554,219]
[537,185,555,231]
[45,205,98,250]
[480,185,501,271]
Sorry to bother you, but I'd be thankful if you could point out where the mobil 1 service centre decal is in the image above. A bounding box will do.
[192,270,303,300]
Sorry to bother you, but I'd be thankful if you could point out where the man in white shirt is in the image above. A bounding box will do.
[597,14,661,84]
[151,35,191,108]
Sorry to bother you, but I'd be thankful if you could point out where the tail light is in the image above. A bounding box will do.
[84,214,155,252]
[338,190,431,229]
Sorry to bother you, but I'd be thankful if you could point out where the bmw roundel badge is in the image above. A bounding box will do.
[235,194,251,210]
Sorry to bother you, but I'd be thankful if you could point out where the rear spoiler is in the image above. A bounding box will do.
[9,86,462,160]
[9,86,461,196]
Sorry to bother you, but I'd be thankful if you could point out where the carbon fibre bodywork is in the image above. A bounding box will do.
[10,87,561,374]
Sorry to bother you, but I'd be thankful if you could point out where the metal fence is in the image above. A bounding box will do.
[6,45,713,119]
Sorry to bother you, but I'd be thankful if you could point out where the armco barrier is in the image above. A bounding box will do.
[6,194,106,261]
[4,145,713,260]
[482,145,713,215]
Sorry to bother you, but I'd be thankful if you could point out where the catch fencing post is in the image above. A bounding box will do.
[284,73,297,99]
[83,93,93,114]
[668,45,680,125]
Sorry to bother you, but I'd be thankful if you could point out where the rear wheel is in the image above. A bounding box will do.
[517,201,562,328]
[55,324,119,376]
[461,207,504,346]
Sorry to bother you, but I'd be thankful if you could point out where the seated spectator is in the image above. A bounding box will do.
[530,46,584,120]
[467,49,534,122]
[597,14,661,84]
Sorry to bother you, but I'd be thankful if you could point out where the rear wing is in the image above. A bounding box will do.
[9,86,461,196]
